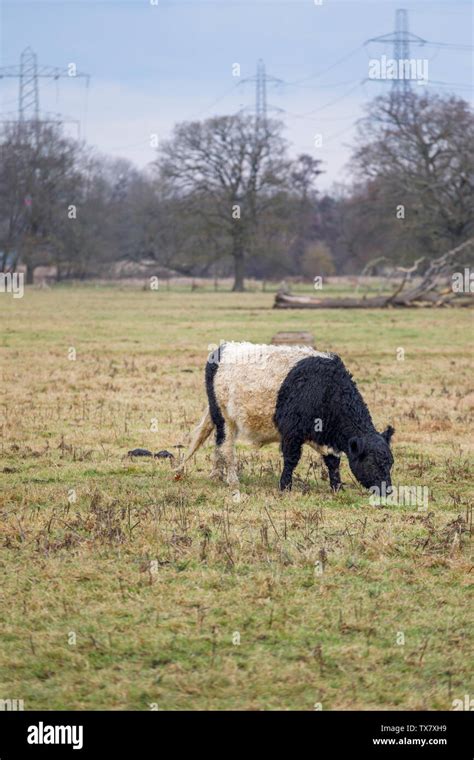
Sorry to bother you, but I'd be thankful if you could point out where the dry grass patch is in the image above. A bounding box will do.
[0,287,472,709]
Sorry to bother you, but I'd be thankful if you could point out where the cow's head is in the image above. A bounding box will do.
[347,425,395,491]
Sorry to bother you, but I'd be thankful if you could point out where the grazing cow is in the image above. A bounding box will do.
[175,341,394,492]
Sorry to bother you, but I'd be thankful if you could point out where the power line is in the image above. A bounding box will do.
[187,80,243,120]
[286,45,364,86]
[425,41,474,50]
[297,81,365,119]
[283,78,364,92]
[425,80,473,91]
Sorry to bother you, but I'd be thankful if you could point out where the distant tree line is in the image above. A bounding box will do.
[0,91,472,290]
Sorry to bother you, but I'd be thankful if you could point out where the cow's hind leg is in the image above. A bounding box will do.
[209,405,227,481]
[323,453,342,492]
[280,437,303,491]
[206,354,228,482]
[221,422,239,487]
[210,445,225,481]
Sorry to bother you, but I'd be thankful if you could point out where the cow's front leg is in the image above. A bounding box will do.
[323,453,342,492]
[280,438,303,491]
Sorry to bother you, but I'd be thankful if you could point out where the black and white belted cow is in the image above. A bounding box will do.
[175,341,394,492]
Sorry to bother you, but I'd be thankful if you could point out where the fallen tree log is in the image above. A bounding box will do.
[274,292,474,309]
[274,239,474,309]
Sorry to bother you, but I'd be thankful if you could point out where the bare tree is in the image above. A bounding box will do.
[351,92,474,261]
[157,115,290,291]
[0,122,80,281]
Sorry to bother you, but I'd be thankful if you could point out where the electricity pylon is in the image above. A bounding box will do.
[366,8,426,96]
[0,47,90,139]
[240,58,283,130]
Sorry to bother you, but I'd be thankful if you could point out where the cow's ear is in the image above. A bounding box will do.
[349,436,365,457]
[382,425,395,445]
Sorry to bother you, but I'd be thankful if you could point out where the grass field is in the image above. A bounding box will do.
[0,286,472,710]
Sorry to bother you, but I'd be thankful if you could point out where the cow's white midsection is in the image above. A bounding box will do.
[213,342,333,445]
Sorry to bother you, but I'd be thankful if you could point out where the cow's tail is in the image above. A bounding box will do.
[174,408,214,474]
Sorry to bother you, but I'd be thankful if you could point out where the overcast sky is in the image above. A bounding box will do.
[1,0,472,189]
